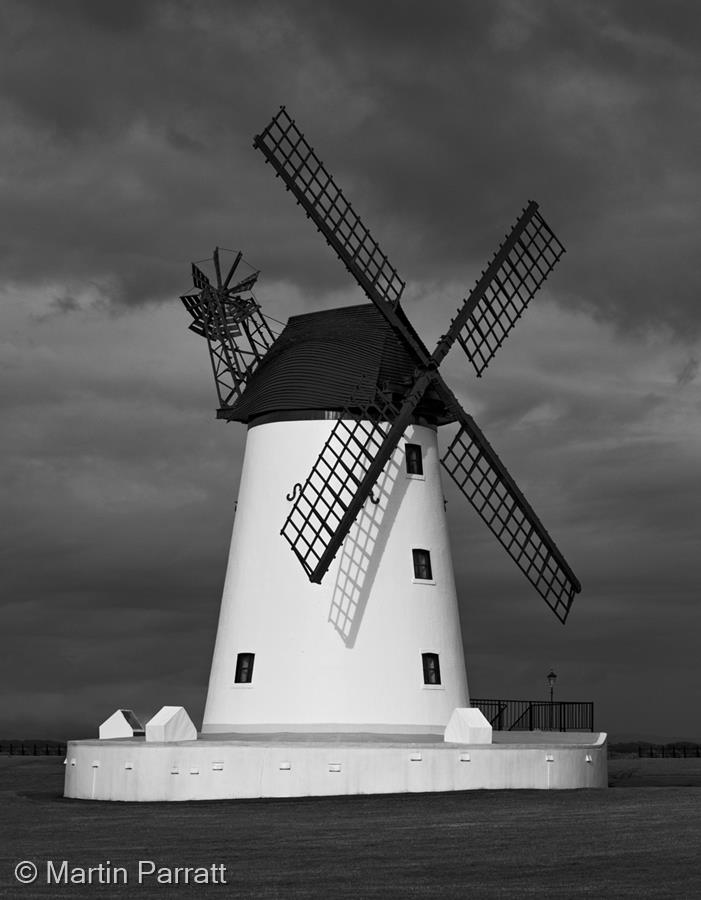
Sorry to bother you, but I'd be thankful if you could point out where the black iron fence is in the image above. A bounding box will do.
[638,743,700,758]
[608,742,701,759]
[472,699,594,732]
[0,741,67,756]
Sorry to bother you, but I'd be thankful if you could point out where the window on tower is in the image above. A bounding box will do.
[405,443,423,476]
[412,548,433,580]
[234,652,255,684]
[422,652,441,685]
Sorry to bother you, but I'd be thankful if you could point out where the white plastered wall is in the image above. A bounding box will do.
[202,419,469,734]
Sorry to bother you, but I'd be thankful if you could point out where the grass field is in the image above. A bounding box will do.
[1,757,700,898]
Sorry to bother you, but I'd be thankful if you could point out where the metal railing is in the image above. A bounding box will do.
[636,743,701,758]
[472,699,594,732]
[0,741,67,756]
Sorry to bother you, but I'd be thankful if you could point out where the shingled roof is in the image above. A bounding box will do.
[219,303,455,426]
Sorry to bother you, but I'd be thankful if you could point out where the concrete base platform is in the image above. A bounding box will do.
[63,731,608,801]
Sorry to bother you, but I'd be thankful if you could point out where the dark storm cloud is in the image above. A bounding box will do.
[290,0,701,335]
[0,292,247,734]
[1,0,701,333]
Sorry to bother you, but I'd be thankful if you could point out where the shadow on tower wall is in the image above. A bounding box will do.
[328,447,409,648]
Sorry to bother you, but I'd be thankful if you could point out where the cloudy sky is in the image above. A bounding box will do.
[3,0,701,741]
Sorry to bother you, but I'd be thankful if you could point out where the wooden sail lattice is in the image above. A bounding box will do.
[441,418,579,622]
[281,389,402,579]
[435,203,565,376]
[255,107,405,312]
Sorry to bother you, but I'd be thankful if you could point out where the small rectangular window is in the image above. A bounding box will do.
[422,653,441,685]
[234,652,255,684]
[405,443,423,475]
[412,548,432,580]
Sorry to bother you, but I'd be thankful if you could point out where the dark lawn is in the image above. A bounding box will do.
[1,757,700,899]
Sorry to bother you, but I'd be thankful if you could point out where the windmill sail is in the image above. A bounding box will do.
[433,203,565,375]
[281,374,433,583]
[254,107,405,312]
[441,410,580,622]
[281,413,392,581]
[191,262,211,291]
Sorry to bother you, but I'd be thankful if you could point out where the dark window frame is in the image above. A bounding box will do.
[405,443,423,476]
[234,652,255,684]
[422,652,441,685]
[412,548,433,580]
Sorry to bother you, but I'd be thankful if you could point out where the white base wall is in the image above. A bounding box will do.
[204,419,468,734]
[63,733,608,801]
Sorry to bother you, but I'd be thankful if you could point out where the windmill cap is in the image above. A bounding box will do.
[220,303,455,426]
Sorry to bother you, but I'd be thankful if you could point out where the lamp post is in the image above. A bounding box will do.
[547,669,557,730]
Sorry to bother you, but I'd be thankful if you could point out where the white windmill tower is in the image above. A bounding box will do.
[179,107,581,739]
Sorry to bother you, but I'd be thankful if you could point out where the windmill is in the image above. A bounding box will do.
[182,107,580,736]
